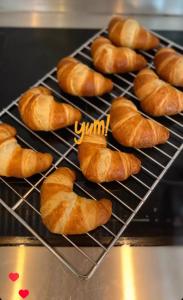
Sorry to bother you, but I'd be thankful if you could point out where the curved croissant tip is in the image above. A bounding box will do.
[91,37,112,56]
[36,86,52,94]
[47,153,53,164]
[108,16,140,28]
[108,78,113,89]
[98,198,112,221]
[20,86,51,99]
[152,36,160,48]
[131,154,141,173]
[92,36,109,44]
[80,133,107,146]
[2,123,16,133]
[155,47,175,55]
[109,16,124,22]
[57,56,76,68]
[137,67,154,75]
[161,123,170,138]
[111,96,126,104]
[100,198,112,206]
[0,124,17,145]
[108,16,122,29]
[37,152,53,174]
[77,109,82,121]
[56,167,76,181]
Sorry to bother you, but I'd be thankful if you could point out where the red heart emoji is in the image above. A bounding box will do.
[8,272,19,282]
[19,289,29,299]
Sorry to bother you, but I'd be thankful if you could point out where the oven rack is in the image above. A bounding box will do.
[0,26,183,279]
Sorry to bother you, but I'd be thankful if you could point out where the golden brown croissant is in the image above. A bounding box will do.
[40,167,112,235]
[91,36,147,74]
[0,123,53,177]
[108,17,159,50]
[19,86,82,131]
[134,68,183,116]
[110,97,169,148]
[78,133,141,183]
[0,123,17,143]
[57,57,113,96]
[154,48,183,87]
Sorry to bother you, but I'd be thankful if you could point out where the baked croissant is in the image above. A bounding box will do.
[154,48,183,87]
[0,123,53,177]
[0,123,16,143]
[78,133,141,183]
[134,68,183,116]
[91,37,147,74]
[110,97,169,148]
[19,86,82,131]
[57,57,113,96]
[40,167,112,235]
[108,17,159,50]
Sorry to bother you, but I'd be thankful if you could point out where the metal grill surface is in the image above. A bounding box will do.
[0,27,183,278]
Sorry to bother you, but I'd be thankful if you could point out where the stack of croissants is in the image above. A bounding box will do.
[1,17,183,235]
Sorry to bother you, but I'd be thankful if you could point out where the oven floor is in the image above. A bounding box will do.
[0,245,183,300]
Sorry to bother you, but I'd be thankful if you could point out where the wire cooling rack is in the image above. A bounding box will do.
[0,26,183,279]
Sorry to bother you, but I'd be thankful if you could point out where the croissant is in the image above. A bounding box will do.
[57,57,113,96]
[108,17,159,50]
[154,48,183,87]
[0,123,53,177]
[91,37,147,74]
[18,86,82,131]
[78,133,141,183]
[110,97,169,148]
[0,123,17,143]
[40,167,112,235]
[134,68,183,116]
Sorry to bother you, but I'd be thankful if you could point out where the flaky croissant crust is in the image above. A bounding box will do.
[0,123,52,177]
[108,17,159,50]
[110,97,169,148]
[78,133,141,182]
[57,56,113,96]
[154,47,183,87]
[40,167,112,234]
[134,68,183,116]
[19,86,82,131]
[91,36,147,74]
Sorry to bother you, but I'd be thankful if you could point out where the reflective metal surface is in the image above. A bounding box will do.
[0,0,183,29]
[0,13,183,29]
[0,0,183,15]
[0,246,183,299]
